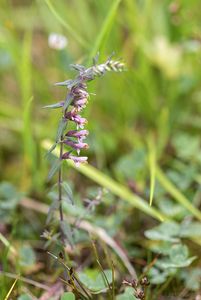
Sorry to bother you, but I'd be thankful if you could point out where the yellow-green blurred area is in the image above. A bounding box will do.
[0,0,201,299]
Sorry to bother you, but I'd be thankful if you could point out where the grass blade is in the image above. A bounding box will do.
[44,0,87,48]
[42,140,166,221]
[0,233,17,256]
[147,135,156,206]
[156,166,201,221]
[4,276,19,300]
[88,0,122,64]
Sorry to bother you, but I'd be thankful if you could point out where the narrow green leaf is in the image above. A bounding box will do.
[45,143,57,158]
[46,198,59,224]
[88,0,122,63]
[4,277,19,300]
[56,118,67,142]
[147,135,156,206]
[156,166,201,221]
[43,102,64,109]
[63,94,73,111]
[48,159,62,181]
[23,96,38,187]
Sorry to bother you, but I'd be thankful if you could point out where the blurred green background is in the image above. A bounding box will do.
[0,0,201,298]
[0,0,201,189]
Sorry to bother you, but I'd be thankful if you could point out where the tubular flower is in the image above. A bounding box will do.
[62,151,88,166]
[61,82,90,164]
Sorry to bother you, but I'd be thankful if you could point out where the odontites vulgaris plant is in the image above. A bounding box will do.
[44,55,124,246]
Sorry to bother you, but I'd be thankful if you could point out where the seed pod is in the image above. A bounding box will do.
[135,289,145,300]
[140,276,150,286]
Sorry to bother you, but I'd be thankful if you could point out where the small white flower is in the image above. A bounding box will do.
[48,33,68,50]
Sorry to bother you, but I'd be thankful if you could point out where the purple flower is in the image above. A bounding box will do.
[73,98,88,111]
[72,115,87,129]
[63,137,89,155]
[66,130,89,140]
[64,139,89,151]
[65,110,87,129]
[62,151,88,166]
[72,85,88,98]
[69,155,88,166]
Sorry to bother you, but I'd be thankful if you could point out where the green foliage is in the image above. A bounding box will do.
[60,292,75,300]
[0,182,21,222]
[48,159,62,181]
[78,269,112,293]
[1,0,201,298]
[116,287,137,300]
[19,245,36,268]
[17,295,32,300]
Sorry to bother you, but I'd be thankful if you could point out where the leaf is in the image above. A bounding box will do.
[60,220,74,247]
[56,118,67,142]
[158,244,197,269]
[43,102,64,109]
[45,143,57,159]
[63,93,73,111]
[0,182,21,222]
[48,159,62,181]
[61,292,75,300]
[19,245,36,267]
[148,267,170,285]
[88,0,122,63]
[156,166,201,221]
[158,198,187,218]
[159,257,196,269]
[17,295,32,300]
[180,221,201,238]
[70,64,86,72]
[78,269,112,293]
[144,221,180,242]
[46,198,59,224]
[116,287,137,300]
[61,182,74,204]
[181,268,201,291]
[4,277,19,300]
[147,135,156,206]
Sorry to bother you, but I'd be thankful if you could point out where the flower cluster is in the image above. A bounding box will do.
[46,57,124,166]
[61,83,90,166]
